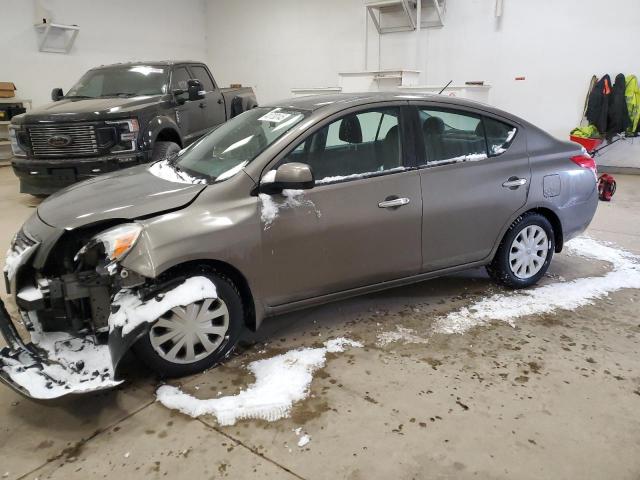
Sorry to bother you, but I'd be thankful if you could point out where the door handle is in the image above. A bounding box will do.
[199,102,207,109]
[217,98,223,104]
[502,177,527,188]
[378,197,410,209]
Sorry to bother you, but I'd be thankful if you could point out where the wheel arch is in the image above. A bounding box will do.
[144,115,183,150]
[160,259,257,332]
[154,128,183,148]
[528,206,564,252]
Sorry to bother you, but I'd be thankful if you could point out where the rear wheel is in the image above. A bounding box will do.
[133,272,244,377]
[151,141,181,162]
[487,213,555,288]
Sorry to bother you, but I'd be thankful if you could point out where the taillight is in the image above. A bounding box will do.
[571,154,597,179]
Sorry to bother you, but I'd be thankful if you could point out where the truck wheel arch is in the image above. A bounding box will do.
[144,116,183,150]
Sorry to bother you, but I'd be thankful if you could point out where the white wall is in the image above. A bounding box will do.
[0,0,208,108]
[206,0,640,139]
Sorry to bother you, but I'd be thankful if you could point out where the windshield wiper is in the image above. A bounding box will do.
[103,92,138,98]
[64,95,94,99]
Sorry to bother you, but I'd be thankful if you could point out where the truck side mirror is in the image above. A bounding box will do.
[187,79,205,101]
[51,88,64,101]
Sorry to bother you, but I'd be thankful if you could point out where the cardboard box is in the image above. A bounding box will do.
[0,82,16,98]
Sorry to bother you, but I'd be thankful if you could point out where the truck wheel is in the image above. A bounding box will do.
[151,141,181,162]
[486,213,555,289]
[133,272,244,378]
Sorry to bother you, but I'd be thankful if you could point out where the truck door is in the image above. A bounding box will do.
[171,65,200,145]
[188,64,226,134]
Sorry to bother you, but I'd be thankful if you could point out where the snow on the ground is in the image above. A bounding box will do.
[109,276,217,335]
[148,160,207,185]
[259,190,319,228]
[1,331,121,400]
[376,325,429,346]
[156,338,362,425]
[434,236,640,334]
[297,434,311,447]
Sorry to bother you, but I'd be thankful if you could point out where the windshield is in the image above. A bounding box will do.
[174,107,309,180]
[66,65,169,98]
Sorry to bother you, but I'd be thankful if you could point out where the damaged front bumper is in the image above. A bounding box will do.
[0,298,123,399]
[0,226,149,400]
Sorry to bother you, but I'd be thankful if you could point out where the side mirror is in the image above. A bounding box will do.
[187,79,205,101]
[260,162,315,194]
[51,88,64,101]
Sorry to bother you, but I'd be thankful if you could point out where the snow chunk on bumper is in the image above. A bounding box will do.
[109,276,217,336]
[156,338,362,425]
[0,333,121,400]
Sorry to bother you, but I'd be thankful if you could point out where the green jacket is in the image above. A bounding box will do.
[571,125,600,138]
[625,74,640,133]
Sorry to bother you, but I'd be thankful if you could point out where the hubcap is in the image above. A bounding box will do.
[508,225,549,279]
[149,298,229,364]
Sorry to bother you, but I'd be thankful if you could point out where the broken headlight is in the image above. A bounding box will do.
[75,223,142,269]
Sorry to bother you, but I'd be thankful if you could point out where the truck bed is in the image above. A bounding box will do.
[220,86,257,118]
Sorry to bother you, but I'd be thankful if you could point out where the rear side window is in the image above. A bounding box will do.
[190,65,216,91]
[282,107,403,183]
[419,109,487,166]
[484,117,517,156]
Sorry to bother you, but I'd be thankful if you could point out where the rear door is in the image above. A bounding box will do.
[411,103,530,271]
[188,64,226,132]
[258,103,423,306]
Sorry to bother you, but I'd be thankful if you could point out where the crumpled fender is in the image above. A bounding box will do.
[108,322,151,376]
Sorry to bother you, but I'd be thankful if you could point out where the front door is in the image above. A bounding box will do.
[188,64,226,134]
[258,105,423,306]
[412,104,531,271]
[171,65,200,145]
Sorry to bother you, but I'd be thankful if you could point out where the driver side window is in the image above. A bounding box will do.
[282,107,403,184]
[171,67,190,90]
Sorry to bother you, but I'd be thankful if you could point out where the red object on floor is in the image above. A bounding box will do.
[570,135,602,154]
[598,174,616,201]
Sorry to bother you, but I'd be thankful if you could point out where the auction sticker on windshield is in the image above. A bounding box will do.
[258,109,292,123]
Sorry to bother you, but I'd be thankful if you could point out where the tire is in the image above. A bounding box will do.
[133,271,244,378]
[151,141,181,162]
[486,212,555,289]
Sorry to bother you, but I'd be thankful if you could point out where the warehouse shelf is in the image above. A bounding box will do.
[34,22,80,53]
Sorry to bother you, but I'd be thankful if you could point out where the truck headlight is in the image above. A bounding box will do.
[76,223,142,266]
[106,118,140,153]
[8,124,26,157]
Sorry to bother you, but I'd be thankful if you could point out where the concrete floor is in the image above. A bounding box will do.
[1,166,639,480]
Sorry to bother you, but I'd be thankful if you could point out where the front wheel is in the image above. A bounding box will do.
[486,213,555,289]
[133,272,244,378]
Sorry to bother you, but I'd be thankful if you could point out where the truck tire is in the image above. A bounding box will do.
[133,271,244,378]
[486,212,555,289]
[151,141,181,162]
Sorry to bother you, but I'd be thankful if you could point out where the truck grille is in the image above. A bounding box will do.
[28,124,98,157]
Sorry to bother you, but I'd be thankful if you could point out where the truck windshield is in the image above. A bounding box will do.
[174,107,309,180]
[65,65,169,98]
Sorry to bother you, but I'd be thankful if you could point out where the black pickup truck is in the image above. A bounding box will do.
[8,60,257,195]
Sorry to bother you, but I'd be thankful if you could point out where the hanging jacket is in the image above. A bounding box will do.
[625,75,640,134]
[570,125,600,138]
[607,73,630,138]
[586,75,611,134]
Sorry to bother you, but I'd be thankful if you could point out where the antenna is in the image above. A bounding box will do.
[438,80,453,95]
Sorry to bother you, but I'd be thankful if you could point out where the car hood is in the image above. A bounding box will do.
[37,164,207,230]
[12,96,162,124]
